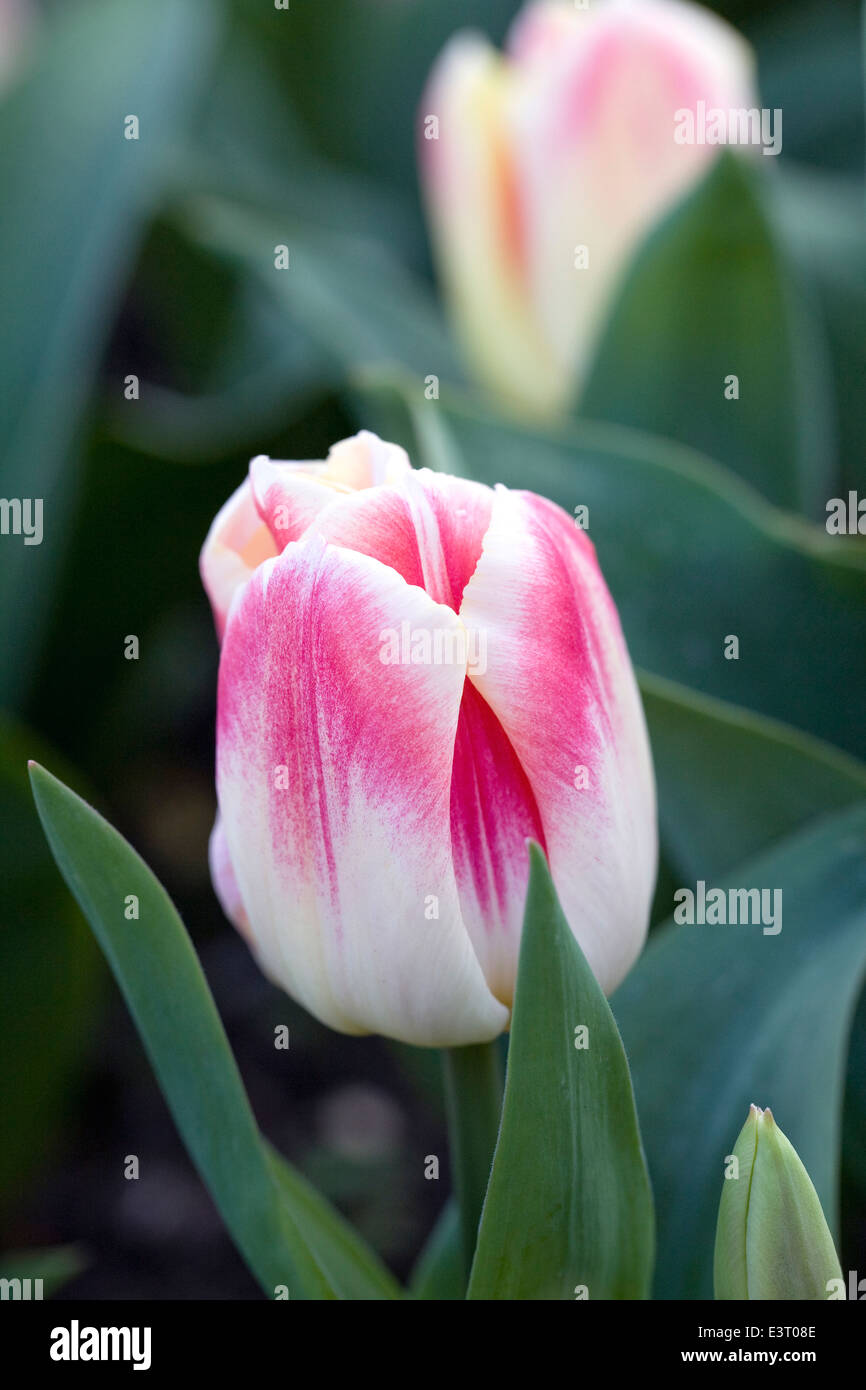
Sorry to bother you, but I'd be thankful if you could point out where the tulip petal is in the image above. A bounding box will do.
[323,430,413,490]
[250,432,413,554]
[199,479,278,640]
[306,467,494,611]
[304,467,543,1003]
[216,535,509,1045]
[250,455,353,554]
[459,486,656,995]
[208,814,252,943]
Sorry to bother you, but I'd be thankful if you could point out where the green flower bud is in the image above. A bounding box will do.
[714,1104,842,1300]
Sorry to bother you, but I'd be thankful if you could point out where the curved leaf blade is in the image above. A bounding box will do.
[640,671,866,881]
[28,763,398,1300]
[408,1201,463,1301]
[266,1146,401,1301]
[468,847,654,1300]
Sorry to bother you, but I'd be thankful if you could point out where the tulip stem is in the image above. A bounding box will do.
[442,1041,504,1286]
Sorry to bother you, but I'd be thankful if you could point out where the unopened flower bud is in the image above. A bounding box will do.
[714,1104,842,1300]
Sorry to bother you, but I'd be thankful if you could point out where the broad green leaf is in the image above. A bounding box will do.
[640,671,866,882]
[613,801,866,1300]
[0,0,219,707]
[359,371,866,761]
[0,719,102,1224]
[641,673,866,1229]
[581,153,834,516]
[28,763,398,1300]
[0,1246,85,1299]
[408,1202,464,1301]
[468,847,654,1300]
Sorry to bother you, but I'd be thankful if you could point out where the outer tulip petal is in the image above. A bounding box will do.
[199,479,278,640]
[459,486,656,995]
[306,467,494,611]
[216,535,509,1045]
[208,814,252,944]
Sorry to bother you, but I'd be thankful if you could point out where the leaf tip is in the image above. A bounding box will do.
[526,839,548,873]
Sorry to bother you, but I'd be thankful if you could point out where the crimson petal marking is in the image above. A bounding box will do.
[216,535,508,1045]
[450,679,546,1006]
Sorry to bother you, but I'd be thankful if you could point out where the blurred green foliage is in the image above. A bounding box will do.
[1,0,865,1295]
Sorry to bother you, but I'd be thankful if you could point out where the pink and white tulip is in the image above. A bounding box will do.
[201,431,656,1046]
[419,0,755,417]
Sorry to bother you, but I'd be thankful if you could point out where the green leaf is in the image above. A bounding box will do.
[640,671,866,882]
[0,720,102,1225]
[266,1146,401,1301]
[613,801,866,1300]
[0,0,219,707]
[580,153,834,516]
[359,371,866,761]
[408,1202,464,1301]
[467,846,654,1300]
[28,763,398,1301]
